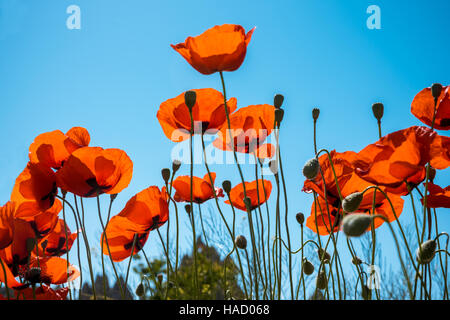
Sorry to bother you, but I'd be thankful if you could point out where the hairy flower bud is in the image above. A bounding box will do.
[317,248,331,264]
[416,239,437,264]
[275,108,285,126]
[316,270,328,290]
[342,192,364,213]
[372,103,384,121]
[342,214,373,237]
[184,90,197,111]
[235,235,247,250]
[274,94,284,109]
[312,108,320,121]
[222,180,232,194]
[172,159,182,173]
[135,283,145,297]
[431,83,443,100]
[269,160,278,175]
[303,158,319,180]
[296,212,305,225]
[302,258,314,275]
[161,168,171,183]
[184,204,192,215]
[352,256,362,265]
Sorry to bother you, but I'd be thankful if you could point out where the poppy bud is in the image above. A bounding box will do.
[302,158,319,180]
[372,103,384,121]
[316,270,328,290]
[416,239,437,264]
[25,267,42,284]
[274,94,284,109]
[302,258,314,275]
[342,192,364,213]
[110,194,118,202]
[312,108,320,121]
[342,214,373,237]
[361,285,371,300]
[222,180,232,194]
[243,197,252,211]
[431,83,443,100]
[161,168,171,183]
[309,289,325,300]
[184,90,197,111]
[269,160,278,175]
[26,238,37,254]
[184,204,192,215]
[352,256,362,265]
[429,167,436,182]
[275,108,285,126]
[172,159,182,173]
[317,248,330,264]
[296,212,305,225]
[235,235,247,250]
[135,283,145,297]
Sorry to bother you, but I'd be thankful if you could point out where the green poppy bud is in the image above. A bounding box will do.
[269,160,278,175]
[222,180,232,194]
[372,103,384,121]
[235,235,247,250]
[135,283,145,297]
[342,214,373,237]
[274,94,284,109]
[243,197,252,211]
[303,158,319,180]
[431,83,443,100]
[342,192,364,213]
[161,168,171,183]
[184,204,192,215]
[316,270,328,290]
[361,285,371,300]
[416,239,437,264]
[317,248,330,264]
[184,90,197,111]
[296,212,305,225]
[302,258,314,275]
[275,108,285,126]
[172,159,182,173]
[312,108,320,121]
[352,256,362,265]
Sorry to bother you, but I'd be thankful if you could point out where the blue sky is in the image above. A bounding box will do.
[0,0,449,297]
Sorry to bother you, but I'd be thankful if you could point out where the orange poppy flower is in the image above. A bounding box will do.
[101,216,150,262]
[56,146,133,197]
[171,24,255,75]
[36,218,78,257]
[172,173,223,204]
[0,218,36,268]
[225,179,272,211]
[0,202,15,250]
[411,85,450,130]
[0,257,25,290]
[29,127,90,170]
[213,104,275,154]
[26,256,79,285]
[353,126,450,195]
[25,199,62,239]
[117,186,169,231]
[157,88,237,142]
[15,284,69,300]
[421,183,450,208]
[11,162,57,218]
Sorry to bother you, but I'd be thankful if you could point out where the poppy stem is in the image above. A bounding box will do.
[61,193,72,300]
[124,233,137,294]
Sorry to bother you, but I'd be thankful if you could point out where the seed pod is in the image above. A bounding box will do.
[431,83,443,100]
[302,158,319,180]
[135,283,145,297]
[302,258,314,275]
[161,168,171,183]
[235,235,247,250]
[274,94,284,109]
[342,192,364,213]
[352,256,362,265]
[317,248,330,264]
[172,159,182,173]
[416,239,437,264]
[372,103,384,121]
[184,90,197,111]
[222,180,232,194]
[342,214,373,237]
[312,108,320,121]
[316,270,328,290]
[296,212,305,225]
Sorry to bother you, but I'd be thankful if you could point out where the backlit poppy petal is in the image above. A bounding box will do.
[173,173,223,204]
[66,127,91,147]
[421,183,450,208]
[15,284,69,300]
[411,85,450,130]
[224,179,272,212]
[29,256,79,285]
[0,202,15,250]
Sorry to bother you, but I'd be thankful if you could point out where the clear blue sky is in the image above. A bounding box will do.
[1,0,449,297]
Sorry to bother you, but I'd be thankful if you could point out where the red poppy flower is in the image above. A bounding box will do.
[225,179,272,211]
[56,146,133,197]
[101,216,150,262]
[36,218,78,257]
[0,202,15,250]
[421,183,450,208]
[353,126,450,195]
[15,284,69,300]
[171,24,255,75]
[172,173,223,204]
[213,104,275,154]
[157,88,237,142]
[411,85,450,130]
[117,186,169,231]
[23,200,62,240]
[11,162,57,218]
[27,256,79,285]
[303,150,404,235]
[29,127,90,170]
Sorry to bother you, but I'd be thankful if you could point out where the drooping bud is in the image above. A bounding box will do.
[316,270,328,290]
[342,192,364,213]
[296,212,305,225]
[312,108,320,121]
[431,83,443,100]
[235,235,247,250]
[372,103,384,121]
[269,160,278,175]
[302,158,319,180]
[184,90,197,111]
[135,283,145,297]
[274,94,284,109]
[342,214,373,237]
[317,248,330,264]
[184,204,192,216]
[161,168,171,183]
[416,239,437,264]
[222,180,232,194]
[26,238,37,254]
[275,108,285,126]
[352,256,362,265]
[302,258,314,275]
[172,159,182,173]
